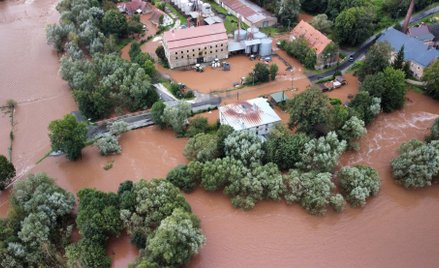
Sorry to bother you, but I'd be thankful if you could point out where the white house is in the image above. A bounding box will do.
[218,97,281,136]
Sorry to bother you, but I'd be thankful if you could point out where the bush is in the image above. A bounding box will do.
[391,140,439,188]
[183,133,218,162]
[95,135,121,156]
[200,157,246,192]
[186,117,208,137]
[337,116,367,151]
[224,130,264,166]
[166,165,198,193]
[108,120,130,136]
[338,165,381,207]
[330,194,346,213]
[155,45,169,68]
[426,117,439,142]
[0,155,15,190]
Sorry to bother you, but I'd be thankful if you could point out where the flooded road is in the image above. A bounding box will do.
[1,0,439,267]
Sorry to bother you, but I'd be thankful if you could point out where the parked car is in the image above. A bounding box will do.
[348,55,354,62]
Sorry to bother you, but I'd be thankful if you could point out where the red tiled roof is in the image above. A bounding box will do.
[290,20,332,55]
[163,23,228,50]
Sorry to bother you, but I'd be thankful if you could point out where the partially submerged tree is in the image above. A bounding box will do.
[183,133,218,162]
[349,91,381,125]
[337,116,367,150]
[0,155,15,190]
[423,59,439,100]
[338,165,381,207]
[224,130,264,166]
[162,101,192,135]
[95,135,122,156]
[151,101,166,128]
[391,140,439,188]
[48,114,88,160]
[166,164,198,193]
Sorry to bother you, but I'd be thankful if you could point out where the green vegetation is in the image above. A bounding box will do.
[48,114,88,161]
[357,42,392,81]
[423,60,439,100]
[0,173,75,267]
[155,45,169,68]
[279,38,317,69]
[0,155,15,190]
[162,101,192,135]
[245,63,278,84]
[338,165,381,207]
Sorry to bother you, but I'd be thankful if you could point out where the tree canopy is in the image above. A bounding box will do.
[423,59,439,100]
[334,7,375,46]
[0,155,15,190]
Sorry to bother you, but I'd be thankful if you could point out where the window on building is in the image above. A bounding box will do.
[221,44,223,47]
[221,49,223,52]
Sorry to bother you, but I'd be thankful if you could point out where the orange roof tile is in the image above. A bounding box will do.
[290,20,332,55]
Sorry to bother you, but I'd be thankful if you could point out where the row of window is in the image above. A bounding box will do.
[174,44,225,55]
[173,50,224,60]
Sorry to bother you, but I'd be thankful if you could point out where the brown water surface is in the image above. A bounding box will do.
[1,0,439,268]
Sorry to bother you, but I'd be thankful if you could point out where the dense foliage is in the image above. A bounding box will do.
[184,133,219,162]
[186,117,209,137]
[151,101,167,128]
[166,164,198,193]
[0,155,15,190]
[423,59,439,100]
[162,101,192,135]
[334,7,375,46]
[426,118,439,142]
[224,130,264,166]
[391,139,439,188]
[338,165,381,207]
[337,116,367,150]
[0,173,75,267]
[357,42,391,81]
[280,38,317,69]
[48,114,88,160]
[360,67,406,112]
[60,53,158,120]
[95,135,122,155]
[349,91,381,125]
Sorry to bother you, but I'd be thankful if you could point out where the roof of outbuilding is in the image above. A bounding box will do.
[290,20,333,55]
[408,25,435,41]
[378,28,439,67]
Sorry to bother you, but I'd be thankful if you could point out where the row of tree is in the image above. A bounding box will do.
[0,173,205,267]
[167,122,380,214]
[279,38,317,69]
[47,0,158,121]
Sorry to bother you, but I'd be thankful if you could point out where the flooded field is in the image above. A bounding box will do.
[1,0,439,268]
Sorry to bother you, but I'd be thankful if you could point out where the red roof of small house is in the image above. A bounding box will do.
[290,20,333,55]
[118,0,147,14]
[163,23,228,51]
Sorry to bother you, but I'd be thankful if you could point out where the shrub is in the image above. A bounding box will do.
[95,135,121,156]
[338,165,381,207]
[224,130,264,166]
[183,133,218,162]
[330,194,346,213]
[166,165,198,193]
[200,157,247,192]
[186,117,208,137]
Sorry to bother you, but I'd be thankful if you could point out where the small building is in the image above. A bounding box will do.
[218,97,281,136]
[408,25,435,45]
[270,91,289,106]
[378,28,439,79]
[427,24,439,48]
[214,0,277,28]
[290,20,338,70]
[162,23,229,69]
[117,0,149,16]
[335,75,347,85]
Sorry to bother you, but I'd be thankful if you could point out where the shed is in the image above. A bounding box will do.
[270,91,289,105]
[335,75,346,85]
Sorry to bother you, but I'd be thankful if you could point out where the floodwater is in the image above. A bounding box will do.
[1,0,439,267]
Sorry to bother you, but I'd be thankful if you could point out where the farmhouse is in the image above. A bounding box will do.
[219,97,281,136]
[290,20,338,70]
[378,28,439,79]
[162,23,229,69]
[214,0,277,28]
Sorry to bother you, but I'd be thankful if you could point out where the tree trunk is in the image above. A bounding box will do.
[402,0,415,34]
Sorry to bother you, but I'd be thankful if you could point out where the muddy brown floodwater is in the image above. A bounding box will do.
[1,0,439,268]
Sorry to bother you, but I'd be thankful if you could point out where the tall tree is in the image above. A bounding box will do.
[423,60,439,100]
[48,114,88,160]
[275,0,301,27]
[0,155,15,190]
[357,42,392,81]
[392,45,406,70]
[334,6,375,46]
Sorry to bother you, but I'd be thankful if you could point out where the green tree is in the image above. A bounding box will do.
[391,140,439,188]
[298,131,347,173]
[349,91,381,125]
[183,133,218,162]
[326,0,368,19]
[426,118,439,142]
[276,0,301,27]
[95,135,121,156]
[300,0,328,13]
[270,64,279,81]
[310,14,333,34]
[338,165,381,207]
[102,10,127,36]
[48,114,88,160]
[337,116,367,150]
[330,194,346,213]
[334,7,375,46]
[166,165,198,193]
[0,155,15,190]
[155,45,169,68]
[147,209,205,267]
[423,59,439,100]
[216,125,234,157]
[249,63,270,84]
[162,101,192,135]
[392,45,405,71]
[264,125,310,171]
[288,87,331,137]
[361,67,406,112]
[108,120,130,136]
[224,130,264,166]
[151,101,166,128]
[357,42,391,80]
[200,157,247,192]
[186,117,208,137]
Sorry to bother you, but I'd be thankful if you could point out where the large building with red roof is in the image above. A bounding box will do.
[163,23,229,69]
[290,20,338,70]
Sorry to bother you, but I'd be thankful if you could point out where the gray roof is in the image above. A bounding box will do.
[408,25,435,42]
[378,28,439,67]
[204,16,223,25]
[270,92,288,103]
